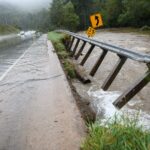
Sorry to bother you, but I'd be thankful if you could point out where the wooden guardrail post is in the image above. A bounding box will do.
[90,49,108,76]
[72,39,80,56]
[80,45,95,66]
[113,64,150,109]
[68,37,75,51]
[75,41,86,60]
[56,30,150,109]
[102,55,127,91]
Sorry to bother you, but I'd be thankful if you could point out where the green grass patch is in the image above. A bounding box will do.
[48,31,76,78]
[0,25,19,35]
[81,115,150,150]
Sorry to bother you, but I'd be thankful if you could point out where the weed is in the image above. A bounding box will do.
[0,25,19,35]
[48,32,76,78]
[81,115,150,150]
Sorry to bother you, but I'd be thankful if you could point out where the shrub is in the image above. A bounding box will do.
[48,32,76,78]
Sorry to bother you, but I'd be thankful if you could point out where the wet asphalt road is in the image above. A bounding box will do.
[0,40,34,78]
[0,35,84,150]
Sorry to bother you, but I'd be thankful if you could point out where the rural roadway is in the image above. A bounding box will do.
[0,34,17,42]
[0,35,85,150]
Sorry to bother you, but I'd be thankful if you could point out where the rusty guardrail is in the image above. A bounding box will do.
[56,30,150,109]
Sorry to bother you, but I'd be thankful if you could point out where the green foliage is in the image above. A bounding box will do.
[102,0,123,27]
[81,115,150,150]
[118,0,150,27]
[69,0,150,29]
[49,0,79,31]
[62,2,79,31]
[0,25,19,35]
[63,60,76,78]
[1,0,149,31]
[70,0,104,30]
[49,0,64,29]
[0,2,50,32]
[48,32,76,78]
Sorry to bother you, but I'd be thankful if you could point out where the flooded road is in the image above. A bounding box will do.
[0,35,84,150]
[0,40,34,80]
[73,30,150,128]
[0,34,17,42]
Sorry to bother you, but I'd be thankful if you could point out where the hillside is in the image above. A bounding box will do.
[0,2,20,25]
[0,25,19,35]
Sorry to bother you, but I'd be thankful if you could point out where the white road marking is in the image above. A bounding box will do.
[0,48,29,82]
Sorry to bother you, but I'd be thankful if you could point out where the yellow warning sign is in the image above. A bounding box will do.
[86,27,96,37]
[90,13,103,28]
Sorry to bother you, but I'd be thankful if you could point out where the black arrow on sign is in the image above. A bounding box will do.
[95,16,99,26]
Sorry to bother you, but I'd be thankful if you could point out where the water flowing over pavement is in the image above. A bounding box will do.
[0,34,17,42]
[0,40,34,80]
[0,35,85,150]
[73,30,150,129]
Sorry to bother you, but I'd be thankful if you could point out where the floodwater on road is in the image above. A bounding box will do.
[0,34,17,42]
[0,37,49,149]
[0,35,84,150]
[0,40,34,80]
[72,30,150,129]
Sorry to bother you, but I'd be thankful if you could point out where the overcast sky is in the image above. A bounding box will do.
[0,0,52,11]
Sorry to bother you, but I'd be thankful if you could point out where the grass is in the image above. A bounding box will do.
[48,32,76,78]
[0,25,19,35]
[81,115,150,150]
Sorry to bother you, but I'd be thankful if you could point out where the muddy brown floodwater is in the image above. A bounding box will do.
[72,29,150,129]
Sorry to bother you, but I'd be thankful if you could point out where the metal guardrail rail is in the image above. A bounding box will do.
[56,30,150,109]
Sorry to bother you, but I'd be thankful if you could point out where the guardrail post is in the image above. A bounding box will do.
[65,36,71,50]
[80,45,95,66]
[113,64,150,109]
[102,55,127,91]
[57,30,150,109]
[68,37,75,51]
[90,49,108,76]
[72,39,80,56]
[75,41,86,60]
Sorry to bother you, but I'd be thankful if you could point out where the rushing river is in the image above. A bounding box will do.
[72,30,150,129]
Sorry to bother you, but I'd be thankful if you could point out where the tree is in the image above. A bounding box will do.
[102,0,123,27]
[118,0,150,27]
[62,1,79,31]
[70,0,104,30]
[49,0,65,29]
[49,0,79,31]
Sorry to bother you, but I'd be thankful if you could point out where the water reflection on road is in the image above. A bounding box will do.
[0,39,34,79]
[0,35,49,149]
[0,35,84,150]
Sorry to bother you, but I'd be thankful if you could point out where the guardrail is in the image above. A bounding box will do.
[56,30,150,109]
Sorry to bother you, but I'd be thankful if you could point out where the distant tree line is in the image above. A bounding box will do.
[0,2,50,32]
[0,0,149,32]
[48,0,150,31]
